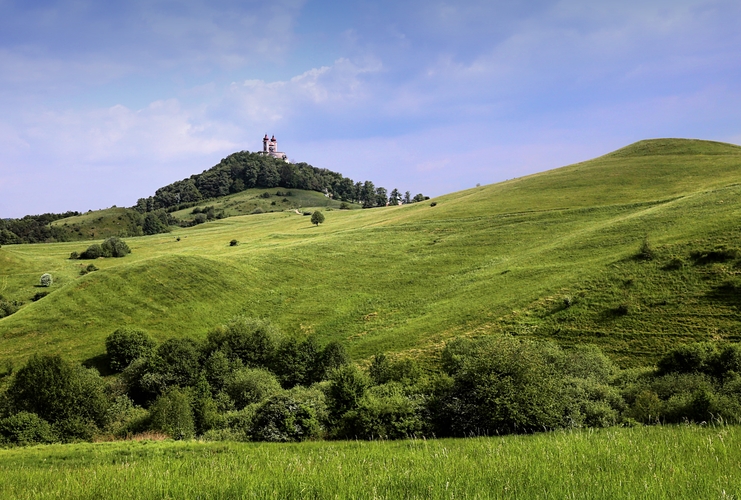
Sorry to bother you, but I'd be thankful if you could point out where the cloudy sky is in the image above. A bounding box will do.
[1,0,740,217]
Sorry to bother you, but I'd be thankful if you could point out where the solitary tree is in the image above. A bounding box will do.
[311,211,325,226]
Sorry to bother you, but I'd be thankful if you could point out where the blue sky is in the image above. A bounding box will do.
[1,0,740,217]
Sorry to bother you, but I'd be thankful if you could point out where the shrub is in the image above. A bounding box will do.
[325,365,369,421]
[637,237,655,260]
[626,390,663,423]
[339,383,427,439]
[205,317,279,370]
[69,251,79,259]
[438,336,576,436]
[105,328,156,372]
[273,336,323,388]
[203,350,238,394]
[311,211,325,226]
[225,368,282,409]
[657,343,718,376]
[0,412,57,446]
[149,388,195,440]
[317,341,350,380]
[31,291,48,302]
[101,237,131,258]
[251,207,265,215]
[0,299,18,319]
[153,338,202,389]
[193,213,207,225]
[80,244,103,259]
[369,354,421,386]
[230,239,238,246]
[430,202,437,207]
[339,202,350,210]
[40,273,52,287]
[104,395,149,437]
[251,394,320,442]
[260,192,271,199]
[5,355,110,431]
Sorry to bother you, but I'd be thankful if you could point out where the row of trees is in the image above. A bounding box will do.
[134,151,425,213]
[3,318,741,446]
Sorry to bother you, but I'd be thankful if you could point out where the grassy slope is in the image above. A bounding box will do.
[0,426,738,499]
[47,188,358,241]
[2,138,741,367]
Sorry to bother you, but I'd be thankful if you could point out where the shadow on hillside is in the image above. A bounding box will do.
[705,281,741,309]
[82,353,114,376]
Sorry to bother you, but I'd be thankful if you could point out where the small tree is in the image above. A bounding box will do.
[40,273,53,287]
[149,388,195,439]
[311,211,325,226]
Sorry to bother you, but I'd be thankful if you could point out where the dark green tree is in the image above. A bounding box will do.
[5,355,110,431]
[101,237,131,258]
[105,327,156,372]
[311,211,325,226]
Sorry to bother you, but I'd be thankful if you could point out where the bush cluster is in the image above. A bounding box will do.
[5,322,741,447]
[0,296,19,319]
[76,237,131,259]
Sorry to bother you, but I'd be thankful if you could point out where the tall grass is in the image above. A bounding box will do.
[0,425,738,499]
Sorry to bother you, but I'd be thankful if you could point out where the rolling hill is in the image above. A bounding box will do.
[2,138,741,368]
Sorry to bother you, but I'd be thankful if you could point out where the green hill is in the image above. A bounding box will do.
[2,138,741,367]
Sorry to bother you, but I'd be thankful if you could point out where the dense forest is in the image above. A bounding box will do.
[0,212,80,245]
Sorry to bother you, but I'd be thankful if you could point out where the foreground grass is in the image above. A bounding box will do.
[0,426,738,499]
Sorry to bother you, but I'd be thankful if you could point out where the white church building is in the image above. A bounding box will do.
[260,134,288,162]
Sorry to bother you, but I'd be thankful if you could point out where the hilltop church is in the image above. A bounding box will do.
[260,134,289,162]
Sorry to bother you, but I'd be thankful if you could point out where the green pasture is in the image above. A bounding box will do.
[0,425,738,499]
[168,187,358,223]
[3,138,741,367]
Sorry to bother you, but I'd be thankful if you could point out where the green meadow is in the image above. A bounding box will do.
[0,425,738,499]
[2,138,741,367]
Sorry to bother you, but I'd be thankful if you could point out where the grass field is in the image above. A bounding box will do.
[2,138,741,367]
[0,425,738,499]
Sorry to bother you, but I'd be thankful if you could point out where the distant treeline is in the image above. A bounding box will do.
[0,212,81,245]
[2,318,741,447]
[134,151,425,213]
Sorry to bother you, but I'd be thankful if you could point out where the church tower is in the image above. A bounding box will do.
[260,134,289,162]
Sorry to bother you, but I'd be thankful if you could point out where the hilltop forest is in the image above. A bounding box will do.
[0,151,425,245]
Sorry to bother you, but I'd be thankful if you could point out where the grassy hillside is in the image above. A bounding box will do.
[46,188,358,241]
[2,138,741,367]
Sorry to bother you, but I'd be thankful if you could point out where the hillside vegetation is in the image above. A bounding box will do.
[2,138,741,368]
